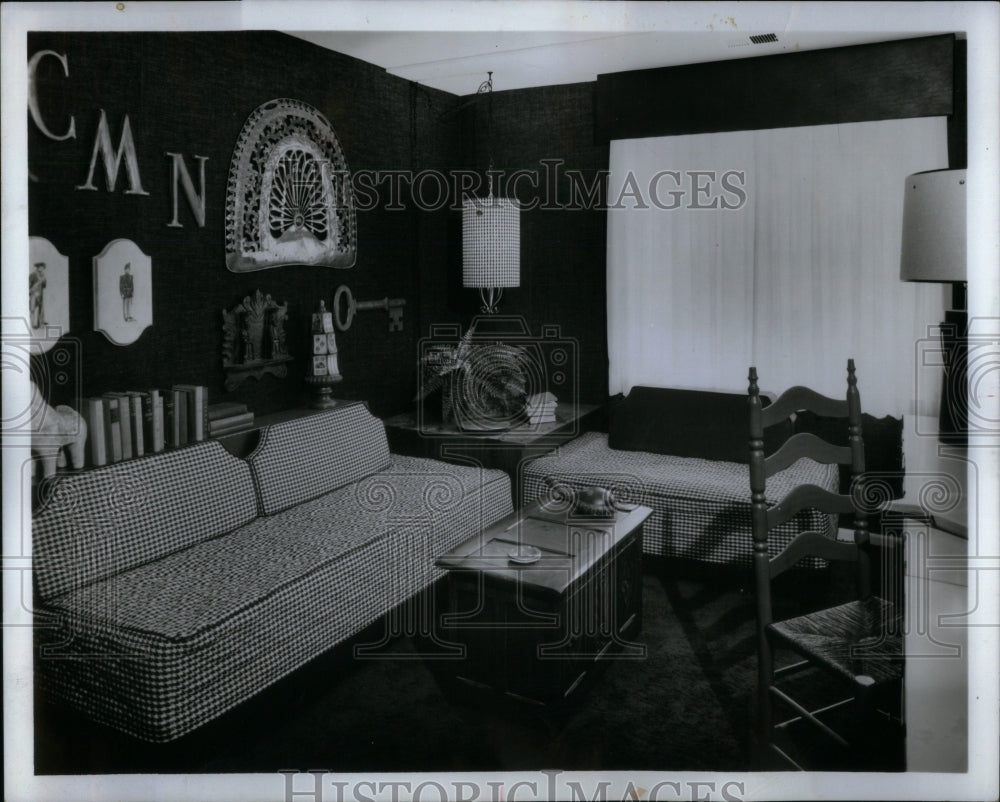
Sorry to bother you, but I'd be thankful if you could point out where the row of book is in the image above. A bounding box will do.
[83,386,253,467]
[206,401,255,437]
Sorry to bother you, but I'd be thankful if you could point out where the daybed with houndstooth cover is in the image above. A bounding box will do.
[521,387,839,566]
[32,402,512,743]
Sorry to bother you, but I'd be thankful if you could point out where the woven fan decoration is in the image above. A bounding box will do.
[225,98,356,271]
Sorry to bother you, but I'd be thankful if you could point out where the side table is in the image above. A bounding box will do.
[383,402,602,505]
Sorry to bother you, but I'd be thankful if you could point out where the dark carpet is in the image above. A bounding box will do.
[35,560,859,775]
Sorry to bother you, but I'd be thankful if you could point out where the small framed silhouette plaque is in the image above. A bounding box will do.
[93,239,153,346]
[28,236,70,352]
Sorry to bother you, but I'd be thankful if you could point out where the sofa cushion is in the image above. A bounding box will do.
[523,431,837,566]
[32,439,258,601]
[37,455,512,742]
[248,403,391,515]
[608,386,792,464]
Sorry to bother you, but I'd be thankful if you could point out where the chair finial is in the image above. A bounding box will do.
[748,366,759,397]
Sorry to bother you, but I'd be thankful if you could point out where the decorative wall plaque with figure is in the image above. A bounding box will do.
[221,290,292,391]
[92,239,153,346]
[28,236,70,353]
[224,98,357,272]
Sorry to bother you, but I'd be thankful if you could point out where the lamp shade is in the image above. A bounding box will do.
[900,168,966,282]
[462,195,520,288]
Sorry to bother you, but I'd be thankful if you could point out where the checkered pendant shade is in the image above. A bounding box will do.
[462,196,521,288]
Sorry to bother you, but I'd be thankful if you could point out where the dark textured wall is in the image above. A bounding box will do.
[30,33,957,418]
[456,82,611,403]
[595,34,957,141]
[28,31,460,417]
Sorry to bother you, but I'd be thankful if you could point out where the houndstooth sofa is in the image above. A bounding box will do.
[522,387,838,567]
[32,402,511,742]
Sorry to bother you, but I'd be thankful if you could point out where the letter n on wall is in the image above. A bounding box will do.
[166,152,209,228]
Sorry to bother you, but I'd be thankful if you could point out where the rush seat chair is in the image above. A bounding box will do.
[747,359,903,770]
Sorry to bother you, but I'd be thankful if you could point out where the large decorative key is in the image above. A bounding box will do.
[333,285,406,332]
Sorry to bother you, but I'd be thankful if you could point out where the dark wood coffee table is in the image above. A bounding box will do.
[434,497,652,706]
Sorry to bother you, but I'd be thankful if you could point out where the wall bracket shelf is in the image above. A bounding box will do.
[222,355,294,392]
[222,290,291,391]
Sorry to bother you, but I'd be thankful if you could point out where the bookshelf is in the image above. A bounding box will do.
[35,400,360,484]
[70,385,243,472]
[82,386,208,466]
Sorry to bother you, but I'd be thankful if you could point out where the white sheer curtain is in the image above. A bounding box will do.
[607,132,757,392]
[607,118,950,418]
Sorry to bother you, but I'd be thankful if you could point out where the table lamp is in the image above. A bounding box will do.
[900,168,966,439]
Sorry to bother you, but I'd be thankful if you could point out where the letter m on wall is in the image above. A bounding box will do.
[76,110,149,195]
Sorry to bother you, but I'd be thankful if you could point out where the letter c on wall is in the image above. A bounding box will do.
[28,50,77,141]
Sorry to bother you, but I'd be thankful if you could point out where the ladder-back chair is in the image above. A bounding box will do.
[748,359,903,770]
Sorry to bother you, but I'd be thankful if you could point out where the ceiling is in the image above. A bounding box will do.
[288,29,934,96]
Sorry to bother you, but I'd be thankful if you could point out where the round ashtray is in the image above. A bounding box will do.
[508,545,542,564]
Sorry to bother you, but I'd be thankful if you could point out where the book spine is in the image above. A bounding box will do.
[86,397,107,467]
[209,418,256,437]
[207,402,248,421]
[127,393,145,457]
[150,389,165,452]
[163,390,178,448]
[105,393,133,459]
[103,396,123,462]
[174,389,188,446]
[202,390,210,442]
[208,411,255,435]
[174,384,207,441]
[135,392,154,454]
[193,385,206,442]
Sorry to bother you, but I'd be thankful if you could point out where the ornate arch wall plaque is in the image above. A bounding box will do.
[225,99,357,272]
